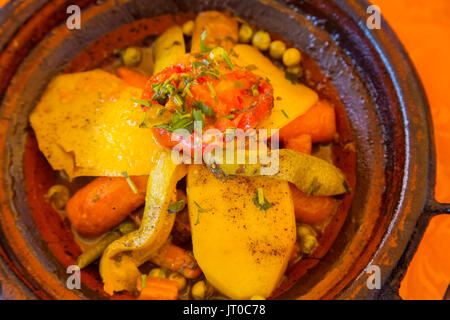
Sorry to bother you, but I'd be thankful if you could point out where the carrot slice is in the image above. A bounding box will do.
[279,100,336,143]
[66,176,148,238]
[289,183,337,224]
[151,242,202,279]
[284,134,312,155]
[137,278,179,300]
[117,67,149,89]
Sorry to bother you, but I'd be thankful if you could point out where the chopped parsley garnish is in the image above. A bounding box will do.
[281,109,289,119]
[193,200,207,225]
[253,188,273,211]
[200,30,214,54]
[285,71,300,84]
[121,171,138,194]
[233,80,243,88]
[168,200,184,214]
[139,111,148,128]
[222,50,235,70]
[251,84,259,97]
[131,98,150,107]
[207,82,218,102]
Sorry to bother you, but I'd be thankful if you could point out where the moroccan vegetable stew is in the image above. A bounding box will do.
[27,11,355,300]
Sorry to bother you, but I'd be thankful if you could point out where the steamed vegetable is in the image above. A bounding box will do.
[290,184,338,224]
[99,151,187,295]
[186,165,296,299]
[282,47,302,67]
[279,100,336,143]
[269,40,286,59]
[284,134,312,155]
[231,44,318,130]
[238,24,253,43]
[191,11,238,53]
[121,47,142,67]
[207,149,348,196]
[66,176,148,238]
[30,70,162,178]
[252,30,271,51]
[137,278,179,300]
[76,220,138,269]
[153,25,186,75]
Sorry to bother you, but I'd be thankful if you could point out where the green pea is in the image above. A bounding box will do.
[282,48,302,67]
[269,40,286,60]
[168,272,187,291]
[148,268,166,279]
[252,30,271,51]
[121,47,142,67]
[239,24,254,43]
[191,280,206,300]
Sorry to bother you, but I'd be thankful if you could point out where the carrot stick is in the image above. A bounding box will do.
[66,176,148,238]
[289,183,337,225]
[116,67,149,89]
[279,100,336,143]
[137,278,179,300]
[284,134,312,155]
[151,242,202,279]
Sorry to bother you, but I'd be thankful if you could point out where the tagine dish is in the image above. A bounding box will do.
[28,11,355,300]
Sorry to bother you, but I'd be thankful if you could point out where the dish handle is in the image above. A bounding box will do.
[376,198,450,300]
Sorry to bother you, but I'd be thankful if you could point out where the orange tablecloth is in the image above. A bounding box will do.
[373,0,450,300]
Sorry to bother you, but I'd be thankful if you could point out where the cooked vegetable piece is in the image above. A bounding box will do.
[151,242,202,279]
[191,11,238,52]
[238,24,254,43]
[269,40,286,59]
[148,268,167,279]
[207,149,348,196]
[76,220,138,269]
[116,67,148,89]
[191,280,207,300]
[45,184,70,210]
[282,48,302,67]
[66,175,148,238]
[182,20,194,37]
[29,70,162,178]
[153,25,186,75]
[231,45,318,130]
[186,165,296,299]
[289,184,338,224]
[279,100,336,143]
[297,224,318,255]
[168,272,187,291]
[252,30,271,51]
[121,47,142,67]
[137,278,179,300]
[284,134,312,155]
[99,151,187,295]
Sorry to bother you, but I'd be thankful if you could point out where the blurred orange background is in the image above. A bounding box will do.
[372,0,450,300]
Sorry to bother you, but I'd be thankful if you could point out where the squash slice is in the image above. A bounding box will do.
[187,165,296,299]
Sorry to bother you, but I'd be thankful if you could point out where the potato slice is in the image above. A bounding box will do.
[30,69,162,178]
[187,165,296,299]
[153,25,186,75]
